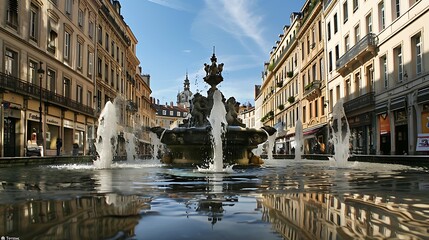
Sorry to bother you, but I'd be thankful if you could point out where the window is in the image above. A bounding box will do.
[345,35,350,51]
[29,60,38,85]
[88,20,94,39]
[381,55,388,88]
[394,0,400,19]
[343,1,348,23]
[97,90,102,110]
[329,51,333,72]
[301,42,305,60]
[48,29,58,53]
[63,77,71,98]
[88,51,94,77]
[318,20,322,42]
[65,0,72,15]
[307,36,310,54]
[64,31,71,60]
[5,48,18,77]
[353,0,358,12]
[47,69,56,93]
[354,70,361,96]
[170,111,174,116]
[177,112,181,117]
[319,58,324,81]
[395,45,403,82]
[77,41,83,69]
[354,24,360,43]
[78,9,84,27]
[303,106,306,123]
[105,63,108,82]
[414,33,422,74]
[87,91,93,107]
[97,57,102,77]
[336,85,341,101]
[335,45,340,61]
[29,4,39,41]
[111,69,114,86]
[309,102,313,119]
[345,79,351,99]
[6,0,18,29]
[97,25,102,44]
[366,13,372,34]
[76,85,83,103]
[334,13,338,33]
[105,33,109,51]
[111,41,115,57]
[379,1,385,30]
[327,22,331,40]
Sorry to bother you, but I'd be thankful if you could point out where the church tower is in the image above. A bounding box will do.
[177,72,193,108]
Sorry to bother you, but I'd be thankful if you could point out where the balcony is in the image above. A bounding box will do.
[336,33,377,76]
[343,92,375,114]
[0,72,94,116]
[303,80,321,101]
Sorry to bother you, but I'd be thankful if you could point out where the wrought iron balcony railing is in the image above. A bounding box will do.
[336,33,377,75]
[343,92,375,113]
[0,72,94,116]
[303,80,321,101]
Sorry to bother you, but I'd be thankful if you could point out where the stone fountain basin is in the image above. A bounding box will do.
[151,126,271,164]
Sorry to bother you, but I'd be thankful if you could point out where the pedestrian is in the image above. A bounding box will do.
[56,138,62,156]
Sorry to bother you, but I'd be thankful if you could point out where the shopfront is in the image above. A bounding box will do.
[3,103,21,157]
[348,113,373,155]
[45,116,61,155]
[75,122,86,155]
[63,119,74,155]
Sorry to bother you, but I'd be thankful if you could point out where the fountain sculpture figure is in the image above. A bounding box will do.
[151,53,276,165]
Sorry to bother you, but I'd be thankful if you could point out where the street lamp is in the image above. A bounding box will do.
[37,62,45,153]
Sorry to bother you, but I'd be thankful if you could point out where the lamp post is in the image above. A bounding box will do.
[37,62,45,154]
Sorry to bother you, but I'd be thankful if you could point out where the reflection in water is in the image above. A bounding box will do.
[260,192,429,239]
[0,195,150,240]
[0,161,428,239]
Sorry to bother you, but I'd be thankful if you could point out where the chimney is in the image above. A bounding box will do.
[157,99,160,105]
[170,101,173,107]
[113,0,121,15]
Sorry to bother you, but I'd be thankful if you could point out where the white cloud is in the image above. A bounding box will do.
[147,0,191,12]
[201,0,269,56]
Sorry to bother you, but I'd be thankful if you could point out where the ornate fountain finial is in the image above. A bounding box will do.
[203,47,224,89]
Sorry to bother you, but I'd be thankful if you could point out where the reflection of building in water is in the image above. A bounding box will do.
[0,195,150,239]
[260,192,429,239]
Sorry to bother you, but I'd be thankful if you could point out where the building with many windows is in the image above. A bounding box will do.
[0,0,155,157]
[258,0,428,155]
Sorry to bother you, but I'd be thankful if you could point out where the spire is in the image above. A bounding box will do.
[184,71,190,91]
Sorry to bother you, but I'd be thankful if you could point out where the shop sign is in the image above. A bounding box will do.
[27,112,41,121]
[416,133,429,151]
[379,114,390,135]
[4,108,21,118]
[46,116,61,126]
[63,119,74,128]
[76,123,86,131]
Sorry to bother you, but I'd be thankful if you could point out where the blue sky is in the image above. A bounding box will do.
[121,0,306,105]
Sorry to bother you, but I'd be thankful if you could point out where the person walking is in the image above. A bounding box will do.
[56,138,62,156]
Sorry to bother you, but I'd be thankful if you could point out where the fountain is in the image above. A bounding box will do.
[294,116,304,161]
[329,98,351,167]
[151,52,276,166]
[94,101,118,169]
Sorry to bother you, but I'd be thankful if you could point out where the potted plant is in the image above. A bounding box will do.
[288,96,295,103]
[278,104,285,111]
[287,71,294,78]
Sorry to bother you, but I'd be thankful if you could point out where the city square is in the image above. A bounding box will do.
[0,0,428,239]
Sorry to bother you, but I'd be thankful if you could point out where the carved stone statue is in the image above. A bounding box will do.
[226,97,245,127]
[191,93,209,127]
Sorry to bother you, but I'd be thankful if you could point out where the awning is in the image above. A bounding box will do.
[303,124,326,136]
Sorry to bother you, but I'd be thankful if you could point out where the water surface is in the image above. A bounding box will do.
[0,159,428,239]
